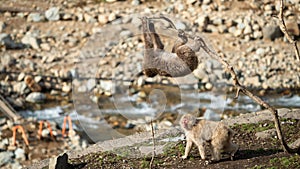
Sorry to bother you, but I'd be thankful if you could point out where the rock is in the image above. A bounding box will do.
[204,82,213,90]
[25,92,46,103]
[27,13,45,22]
[175,21,186,30]
[11,161,22,169]
[243,25,252,35]
[255,129,276,139]
[1,53,16,66]
[0,21,5,32]
[98,15,109,24]
[14,148,26,161]
[84,13,96,23]
[13,82,28,95]
[203,0,212,5]
[40,43,51,51]
[131,0,140,6]
[246,76,260,87]
[41,129,50,138]
[100,80,113,92]
[256,48,266,57]
[108,13,117,22]
[0,151,13,166]
[45,7,60,21]
[0,33,22,49]
[120,30,133,38]
[86,79,96,91]
[62,83,72,93]
[262,25,283,41]
[17,72,26,81]
[21,33,40,50]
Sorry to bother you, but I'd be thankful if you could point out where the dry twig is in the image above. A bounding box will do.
[149,119,156,169]
[278,0,300,60]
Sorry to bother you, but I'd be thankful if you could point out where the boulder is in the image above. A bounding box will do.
[25,92,46,103]
[45,7,60,21]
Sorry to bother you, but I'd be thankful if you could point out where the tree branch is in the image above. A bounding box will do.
[149,119,156,169]
[188,35,299,154]
[278,0,300,61]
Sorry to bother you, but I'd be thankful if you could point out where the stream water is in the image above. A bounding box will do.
[18,85,300,143]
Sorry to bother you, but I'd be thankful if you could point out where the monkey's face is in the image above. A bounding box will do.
[180,114,195,131]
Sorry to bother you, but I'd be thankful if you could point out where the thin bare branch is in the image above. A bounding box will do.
[278,0,300,60]
[149,119,156,169]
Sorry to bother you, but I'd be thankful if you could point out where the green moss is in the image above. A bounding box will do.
[140,156,150,169]
[269,155,300,168]
[162,142,184,157]
[238,121,275,133]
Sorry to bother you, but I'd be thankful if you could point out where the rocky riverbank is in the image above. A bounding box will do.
[27,108,300,169]
[0,0,300,109]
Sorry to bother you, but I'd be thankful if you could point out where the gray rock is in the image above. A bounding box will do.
[13,82,28,95]
[84,13,96,23]
[256,48,266,57]
[0,21,5,32]
[11,161,22,169]
[131,0,140,6]
[175,21,186,30]
[131,16,142,28]
[120,30,133,38]
[21,33,40,50]
[27,13,45,22]
[255,129,277,139]
[45,7,60,21]
[15,148,26,161]
[262,25,283,41]
[100,80,113,92]
[0,33,22,49]
[86,79,96,91]
[25,92,46,103]
[17,72,26,81]
[0,151,13,166]
[1,54,15,66]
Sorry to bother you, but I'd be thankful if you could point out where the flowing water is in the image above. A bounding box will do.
[19,87,300,143]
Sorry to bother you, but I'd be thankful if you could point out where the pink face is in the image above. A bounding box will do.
[182,117,189,129]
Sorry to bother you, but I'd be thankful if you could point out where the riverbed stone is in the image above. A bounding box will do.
[21,33,40,50]
[25,92,46,103]
[262,25,283,41]
[0,33,22,49]
[0,151,13,166]
[27,13,45,22]
[45,7,60,21]
[0,21,5,32]
[15,148,26,161]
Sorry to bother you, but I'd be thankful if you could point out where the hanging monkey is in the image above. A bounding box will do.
[141,17,199,77]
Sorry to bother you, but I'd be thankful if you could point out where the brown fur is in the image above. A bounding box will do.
[141,17,199,77]
[180,114,238,161]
